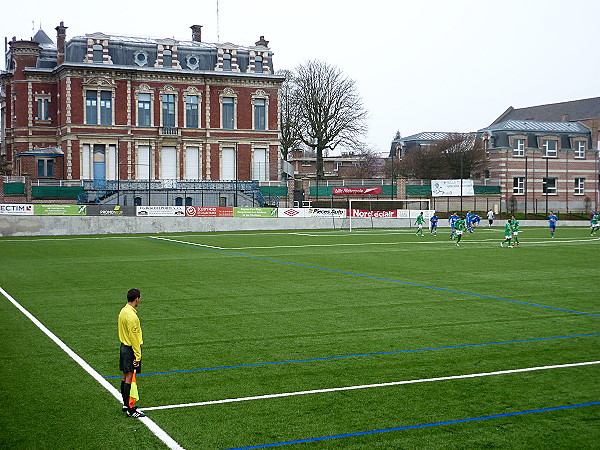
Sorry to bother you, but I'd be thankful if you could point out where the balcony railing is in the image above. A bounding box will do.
[160,127,180,136]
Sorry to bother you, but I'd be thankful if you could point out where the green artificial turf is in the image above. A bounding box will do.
[1,226,599,449]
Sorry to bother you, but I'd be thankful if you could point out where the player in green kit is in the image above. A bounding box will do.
[414,212,426,236]
[501,219,513,247]
[510,215,520,246]
[591,213,599,236]
[454,216,466,246]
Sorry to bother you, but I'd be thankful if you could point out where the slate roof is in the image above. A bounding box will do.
[15,146,64,157]
[32,28,54,45]
[480,120,590,134]
[491,97,600,125]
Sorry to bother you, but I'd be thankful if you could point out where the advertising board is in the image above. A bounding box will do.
[136,206,185,217]
[0,204,34,215]
[34,205,87,216]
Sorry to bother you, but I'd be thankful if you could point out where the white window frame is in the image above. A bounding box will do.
[252,147,268,181]
[184,146,200,180]
[137,92,153,127]
[543,177,558,195]
[220,88,238,129]
[513,177,524,195]
[512,138,525,157]
[35,95,51,121]
[543,139,558,158]
[136,145,151,180]
[574,141,586,159]
[184,94,201,128]
[574,177,585,195]
[221,147,236,180]
[160,146,178,179]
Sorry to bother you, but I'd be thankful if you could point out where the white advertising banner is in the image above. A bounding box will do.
[431,179,475,197]
[306,208,347,218]
[408,209,436,219]
[278,208,307,218]
[0,204,34,215]
[136,206,185,217]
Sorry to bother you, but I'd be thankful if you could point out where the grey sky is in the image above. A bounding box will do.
[2,0,598,154]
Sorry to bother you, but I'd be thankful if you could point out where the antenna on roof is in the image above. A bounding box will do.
[217,0,220,42]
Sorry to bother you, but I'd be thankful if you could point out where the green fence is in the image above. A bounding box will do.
[3,183,25,195]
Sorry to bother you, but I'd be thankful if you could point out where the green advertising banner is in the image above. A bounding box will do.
[34,205,87,216]
[233,207,278,218]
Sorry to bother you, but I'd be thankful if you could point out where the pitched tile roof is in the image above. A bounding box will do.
[491,97,600,125]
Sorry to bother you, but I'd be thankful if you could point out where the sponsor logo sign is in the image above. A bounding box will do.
[34,205,87,216]
[306,208,347,218]
[332,186,382,196]
[233,207,278,218]
[136,206,185,217]
[278,208,307,218]
[86,205,136,216]
[431,179,474,197]
[349,209,398,218]
[0,204,34,215]
[185,207,234,217]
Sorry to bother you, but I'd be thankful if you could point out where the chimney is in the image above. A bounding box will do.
[191,25,202,42]
[55,21,67,65]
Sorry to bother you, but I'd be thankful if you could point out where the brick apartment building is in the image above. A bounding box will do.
[389,98,600,213]
[0,23,284,204]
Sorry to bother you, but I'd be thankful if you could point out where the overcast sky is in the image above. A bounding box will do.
[2,0,598,154]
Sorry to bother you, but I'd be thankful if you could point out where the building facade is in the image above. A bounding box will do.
[389,98,600,213]
[1,23,284,190]
[479,120,597,213]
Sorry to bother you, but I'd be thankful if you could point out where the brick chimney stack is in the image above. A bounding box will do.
[191,25,202,42]
[55,21,67,65]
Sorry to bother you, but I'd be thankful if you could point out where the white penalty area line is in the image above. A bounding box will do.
[0,286,184,450]
[141,360,600,412]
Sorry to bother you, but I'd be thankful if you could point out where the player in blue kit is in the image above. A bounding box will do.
[448,212,459,239]
[430,213,439,236]
[548,212,558,238]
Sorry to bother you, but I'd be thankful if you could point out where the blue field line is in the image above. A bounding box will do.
[223,401,600,449]
[103,333,600,379]
[147,237,600,318]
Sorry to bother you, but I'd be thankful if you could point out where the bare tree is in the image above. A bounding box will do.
[291,60,368,179]
[277,69,302,162]
[397,133,487,180]
[341,149,380,179]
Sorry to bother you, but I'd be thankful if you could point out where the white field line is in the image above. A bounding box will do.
[149,236,225,250]
[149,235,599,251]
[0,286,184,450]
[141,360,600,412]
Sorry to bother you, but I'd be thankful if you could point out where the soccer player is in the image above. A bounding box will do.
[471,214,481,230]
[414,212,426,236]
[591,212,599,236]
[118,288,146,418]
[548,211,558,238]
[487,209,494,227]
[454,216,466,246]
[465,211,474,233]
[500,219,513,247]
[430,213,439,236]
[448,212,459,239]
[510,215,520,246]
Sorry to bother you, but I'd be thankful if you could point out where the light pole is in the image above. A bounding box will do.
[545,155,549,217]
